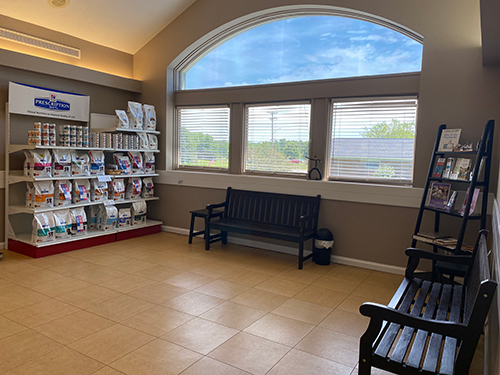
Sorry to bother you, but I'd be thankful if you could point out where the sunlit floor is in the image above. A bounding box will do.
[0,232,484,374]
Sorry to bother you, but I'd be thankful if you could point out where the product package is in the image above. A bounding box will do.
[25,182,34,208]
[73,179,91,204]
[148,134,158,150]
[32,212,55,243]
[91,180,108,202]
[54,180,73,206]
[142,177,154,198]
[31,150,52,177]
[89,151,105,176]
[110,179,126,201]
[118,207,132,227]
[71,151,90,176]
[127,101,143,129]
[132,201,147,225]
[53,210,72,239]
[99,205,118,231]
[88,205,100,229]
[113,153,132,175]
[33,181,54,208]
[23,151,32,177]
[70,207,87,235]
[115,109,129,129]
[52,150,72,178]
[128,151,144,174]
[143,152,155,174]
[138,132,149,150]
[143,104,156,131]
[126,178,142,199]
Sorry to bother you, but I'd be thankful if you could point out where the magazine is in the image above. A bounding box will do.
[438,129,461,152]
[428,182,451,209]
[450,158,470,180]
[432,158,446,178]
[442,157,455,179]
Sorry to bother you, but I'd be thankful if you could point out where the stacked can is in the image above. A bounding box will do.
[76,126,83,147]
[28,125,42,146]
[58,125,71,147]
[49,124,56,147]
[123,134,130,150]
[83,127,89,147]
[70,125,77,148]
[113,133,123,149]
[105,133,113,149]
[90,132,99,148]
[42,123,50,146]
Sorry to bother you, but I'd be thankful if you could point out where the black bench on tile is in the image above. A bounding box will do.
[358,229,497,375]
[204,187,321,269]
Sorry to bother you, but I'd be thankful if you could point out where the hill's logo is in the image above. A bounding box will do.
[34,94,70,111]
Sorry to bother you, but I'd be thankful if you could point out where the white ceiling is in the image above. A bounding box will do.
[0,0,196,54]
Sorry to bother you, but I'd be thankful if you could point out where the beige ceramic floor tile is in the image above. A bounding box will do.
[127,282,189,304]
[337,294,388,315]
[195,279,250,300]
[325,264,372,282]
[311,274,363,294]
[27,254,79,269]
[72,266,129,284]
[200,301,267,330]
[55,284,122,309]
[271,298,333,325]
[69,324,154,365]
[254,277,306,297]
[351,283,398,304]
[267,349,353,375]
[244,313,314,347]
[104,259,157,274]
[92,367,126,375]
[33,310,115,344]
[164,272,217,290]
[0,316,27,340]
[363,271,405,289]
[3,299,79,328]
[83,253,130,267]
[0,330,62,373]
[162,317,238,355]
[97,274,157,293]
[27,276,91,297]
[163,291,225,316]
[86,295,155,322]
[132,265,184,281]
[274,268,323,285]
[319,309,370,338]
[110,338,201,375]
[190,262,237,278]
[221,268,271,287]
[121,306,194,336]
[2,268,66,287]
[180,357,251,375]
[209,332,290,375]
[293,285,349,308]
[3,346,103,375]
[49,260,102,276]
[0,286,50,314]
[230,288,289,312]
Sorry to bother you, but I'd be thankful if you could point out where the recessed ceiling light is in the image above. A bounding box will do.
[48,0,70,9]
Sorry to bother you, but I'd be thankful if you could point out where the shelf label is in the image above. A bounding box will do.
[98,175,112,182]
[103,200,115,206]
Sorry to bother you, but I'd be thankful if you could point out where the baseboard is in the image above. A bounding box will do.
[0,242,5,251]
[161,225,406,275]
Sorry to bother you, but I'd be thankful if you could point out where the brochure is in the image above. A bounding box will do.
[442,157,455,179]
[432,158,446,178]
[437,129,461,152]
[428,182,451,209]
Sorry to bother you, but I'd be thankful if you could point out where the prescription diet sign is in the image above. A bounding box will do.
[8,82,90,122]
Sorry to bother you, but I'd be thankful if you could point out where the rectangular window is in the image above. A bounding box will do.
[177,106,230,170]
[330,98,418,184]
[245,103,311,175]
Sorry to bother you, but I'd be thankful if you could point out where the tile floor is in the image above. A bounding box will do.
[0,232,484,375]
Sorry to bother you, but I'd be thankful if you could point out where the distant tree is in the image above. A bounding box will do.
[374,164,396,178]
[363,119,415,139]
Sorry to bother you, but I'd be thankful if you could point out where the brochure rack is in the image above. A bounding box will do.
[5,83,162,258]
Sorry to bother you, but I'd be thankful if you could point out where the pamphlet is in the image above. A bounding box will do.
[438,129,461,152]
[442,157,455,179]
[459,187,480,216]
[456,158,471,180]
[432,158,446,178]
[428,182,451,209]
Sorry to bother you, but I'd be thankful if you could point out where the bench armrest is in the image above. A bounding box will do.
[299,214,315,223]
[206,202,226,219]
[360,302,467,340]
[405,248,472,278]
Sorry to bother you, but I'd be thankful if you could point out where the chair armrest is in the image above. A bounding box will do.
[360,302,467,339]
[299,214,315,223]
[405,247,472,278]
[206,202,226,219]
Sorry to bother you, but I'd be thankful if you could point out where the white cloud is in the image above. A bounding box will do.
[350,34,398,44]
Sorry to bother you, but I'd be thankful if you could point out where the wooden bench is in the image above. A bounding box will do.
[205,187,321,269]
[359,229,497,375]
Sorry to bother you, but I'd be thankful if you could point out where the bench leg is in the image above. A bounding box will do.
[298,241,304,270]
[188,213,196,244]
[205,221,210,251]
[221,231,227,245]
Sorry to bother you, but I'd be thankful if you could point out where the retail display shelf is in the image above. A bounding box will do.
[114,148,160,153]
[113,128,161,135]
[9,145,114,154]
[8,172,159,184]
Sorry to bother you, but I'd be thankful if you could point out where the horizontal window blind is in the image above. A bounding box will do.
[178,106,230,170]
[245,103,311,174]
[330,98,417,183]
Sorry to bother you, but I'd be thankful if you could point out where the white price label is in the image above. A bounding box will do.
[103,200,115,206]
[98,175,112,182]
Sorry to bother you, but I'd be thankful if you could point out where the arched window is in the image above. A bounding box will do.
[184,16,422,90]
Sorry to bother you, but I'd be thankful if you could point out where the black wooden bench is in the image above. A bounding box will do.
[359,229,497,375]
[205,187,321,269]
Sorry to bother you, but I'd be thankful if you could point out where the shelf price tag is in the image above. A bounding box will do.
[103,200,115,206]
[98,175,112,182]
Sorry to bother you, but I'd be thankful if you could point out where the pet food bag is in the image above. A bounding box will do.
[88,205,100,229]
[148,134,158,150]
[54,180,72,206]
[132,201,147,225]
[31,150,52,177]
[23,151,32,177]
[138,132,149,150]
[143,104,156,131]
[89,151,105,176]
[91,180,108,202]
[34,181,54,208]
[53,210,72,239]
[25,182,34,208]
[52,149,71,177]
[100,205,117,231]
[32,212,55,243]
[143,152,155,174]
[118,207,132,227]
[71,151,90,176]
[128,151,144,174]
[126,178,142,199]
[113,153,132,175]
[70,207,87,235]
[115,109,129,129]
[73,179,91,204]
[127,101,143,129]
[111,179,126,201]
[142,177,154,198]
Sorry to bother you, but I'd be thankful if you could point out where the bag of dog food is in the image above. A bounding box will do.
[70,207,87,235]
[54,180,72,206]
[148,134,158,150]
[111,179,125,201]
[142,177,154,198]
[34,181,54,208]
[31,150,52,177]
[73,179,91,204]
[32,212,55,243]
[143,104,156,131]
[143,152,155,174]
[23,151,32,177]
[91,180,108,202]
[53,210,72,239]
[138,132,149,150]
[88,205,100,229]
[115,109,129,129]
[72,151,90,176]
[127,101,143,129]
[89,151,105,176]
[113,153,132,175]
[118,207,132,227]
[128,151,144,174]
[52,150,71,178]
[132,201,147,225]
[26,182,34,208]
[126,178,142,199]
[99,205,117,231]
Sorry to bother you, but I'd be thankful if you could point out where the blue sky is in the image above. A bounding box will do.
[185,16,423,90]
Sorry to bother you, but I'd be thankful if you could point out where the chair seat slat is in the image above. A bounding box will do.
[438,285,463,375]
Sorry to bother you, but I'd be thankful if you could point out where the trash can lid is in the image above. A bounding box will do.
[315,228,333,241]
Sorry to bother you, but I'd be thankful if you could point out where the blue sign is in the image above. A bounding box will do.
[34,94,70,111]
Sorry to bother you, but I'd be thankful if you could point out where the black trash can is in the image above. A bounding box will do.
[312,228,334,265]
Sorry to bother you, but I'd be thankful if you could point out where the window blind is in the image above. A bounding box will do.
[330,98,418,183]
[177,106,230,170]
[245,103,311,174]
